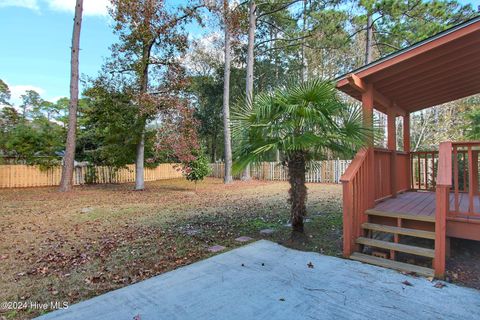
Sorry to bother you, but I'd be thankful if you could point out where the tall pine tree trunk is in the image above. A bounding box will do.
[300,0,308,82]
[274,28,280,162]
[241,0,256,181]
[365,13,373,64]
[222,2,233,184]
[59,0,83,192]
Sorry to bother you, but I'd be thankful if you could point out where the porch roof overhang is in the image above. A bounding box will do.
[336,16,480,115]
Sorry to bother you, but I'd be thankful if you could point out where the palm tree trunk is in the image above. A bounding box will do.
[288,151,307,233]
[59,0,83,192]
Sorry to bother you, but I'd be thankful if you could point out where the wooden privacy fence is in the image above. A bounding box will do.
[0,164,183,188]
[210,160,351,184]
[1,160,352,188]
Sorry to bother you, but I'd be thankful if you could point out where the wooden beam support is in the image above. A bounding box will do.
[388,108,397,198]
[403,114,410,153]
[347,74,406,116]
[403,114,411,190]
[434,141,452,279]
[347,73,366,93]
[362,85,376,209]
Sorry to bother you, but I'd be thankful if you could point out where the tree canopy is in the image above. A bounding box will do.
[0,0,478,172]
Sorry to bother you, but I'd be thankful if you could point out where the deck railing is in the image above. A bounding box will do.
[373,148,410,200]
[415,142,480,216]
[434,141,480,277]
[410,151,438,191]
[450,142,480,216]
[341,148,373,257]
[373,149,392,201]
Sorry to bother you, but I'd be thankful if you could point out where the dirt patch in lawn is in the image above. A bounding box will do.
[0,178,343,319]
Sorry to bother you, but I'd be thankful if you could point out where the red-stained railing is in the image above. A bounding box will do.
[450,142,480,216]
[396,152,411,192]
[373,148,411,201]
[341,148,373,257]
[411,151,438,191]
[373,148,392,201]
[411,143,480,216]
[433,141,480,277]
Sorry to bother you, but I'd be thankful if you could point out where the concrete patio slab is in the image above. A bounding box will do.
[37,240,480,320]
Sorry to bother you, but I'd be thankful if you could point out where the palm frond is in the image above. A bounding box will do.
[231,79,370,171]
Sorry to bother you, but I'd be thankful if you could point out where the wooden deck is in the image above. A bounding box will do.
[374,191,480,218]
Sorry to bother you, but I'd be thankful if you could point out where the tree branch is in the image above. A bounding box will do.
[257,0,303,18]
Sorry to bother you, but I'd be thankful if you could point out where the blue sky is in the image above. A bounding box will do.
[0,0,478,105]
[0,0,113,104]
[0,0,206,105]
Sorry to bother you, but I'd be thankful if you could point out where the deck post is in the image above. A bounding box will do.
[434,141,452,279]
[403,114,411,190]
[388,107,397,198]
[403,114,410,153]
[342,181,354,256]
[472,151,479,196]
[362,84,375,208]
[435,185,448,278]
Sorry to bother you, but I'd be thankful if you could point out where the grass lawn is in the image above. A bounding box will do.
[0,178,343,319]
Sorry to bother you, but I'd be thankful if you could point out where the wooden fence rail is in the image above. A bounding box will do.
[210,160,351,184]
[0,164,183,188]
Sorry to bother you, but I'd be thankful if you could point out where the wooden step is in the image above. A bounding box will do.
[362,223,436,239]
[350,252,434,277]
[365,209,436,223]
[356,237,435,258]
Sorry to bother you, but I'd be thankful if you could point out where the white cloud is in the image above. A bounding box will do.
[0,0,39,11]
[45,0,109,17]
[8,84,46,106]
[0,0,110,16]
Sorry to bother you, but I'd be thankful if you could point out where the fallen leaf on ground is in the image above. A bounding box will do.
[401,280,413,286]
[434,282,446,289]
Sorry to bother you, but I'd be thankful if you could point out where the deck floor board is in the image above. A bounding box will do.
[374,191,480,217]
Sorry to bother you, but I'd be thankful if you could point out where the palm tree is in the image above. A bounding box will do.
[231,79,369,234]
